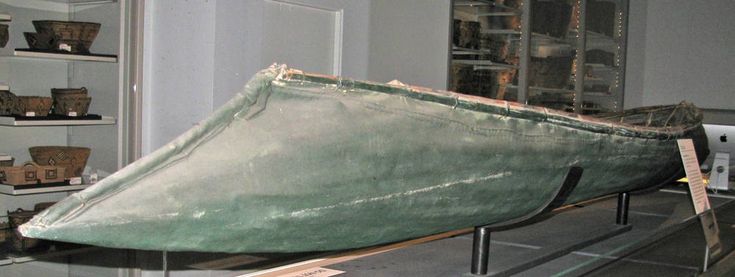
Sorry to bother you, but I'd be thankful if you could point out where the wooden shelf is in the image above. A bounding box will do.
[12,49,117,63]
[0,116,116,126]
[0,183,91,195]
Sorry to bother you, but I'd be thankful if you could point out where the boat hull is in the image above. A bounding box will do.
[20,66,707,252]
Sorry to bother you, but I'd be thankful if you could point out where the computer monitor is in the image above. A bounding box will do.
[702,124,735,175]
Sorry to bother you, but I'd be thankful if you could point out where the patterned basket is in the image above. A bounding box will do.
[0,156,13,167]
[51,87,88,97]
[52,95,91,116]
[0,162,65,185]
[29,146,91,179]
[24,32,58,50]
[7,203,55,252]
[16,96,52,117]
[0,90,19,116]
[32,20,101,54]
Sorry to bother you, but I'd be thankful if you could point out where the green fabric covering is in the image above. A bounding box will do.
[20,65,707,253]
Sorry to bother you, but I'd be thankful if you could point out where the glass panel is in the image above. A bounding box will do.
[451,0,522,101]
[582,0,626,114]
[525,0,579,113]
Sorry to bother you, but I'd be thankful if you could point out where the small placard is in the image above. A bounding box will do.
[677,139,710,214]
[279,267,345,277]
[68,177,82,185]
[68,112,78,117]
[25,111,36,117]
[59,43,72,52]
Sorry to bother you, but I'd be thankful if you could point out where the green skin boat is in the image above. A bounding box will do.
[20,65,708,253]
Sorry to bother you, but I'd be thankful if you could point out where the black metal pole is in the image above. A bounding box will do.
[616,192,630,225]
[471,226,491,275]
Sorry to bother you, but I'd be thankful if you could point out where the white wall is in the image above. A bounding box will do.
[210,0,371,108]
[142,0,451,153]
[142,0,216,154]
[367,0,451,90]
[143,0,372,153]
[625,0,735,111]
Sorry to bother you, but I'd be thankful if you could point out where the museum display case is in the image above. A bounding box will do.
[451,0,628,114]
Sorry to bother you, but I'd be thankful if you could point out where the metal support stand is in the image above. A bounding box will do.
[470,227,492,275]
[467,167,583,276]
[616,192,630,225]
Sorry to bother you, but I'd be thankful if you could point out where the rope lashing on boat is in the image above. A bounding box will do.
[662,105,680,128]
[336,77,355,94]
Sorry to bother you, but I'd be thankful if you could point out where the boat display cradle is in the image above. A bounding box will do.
[466,167,634,276]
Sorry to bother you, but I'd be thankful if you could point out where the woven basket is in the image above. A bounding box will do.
[0,24,8,48]
[52,95,91,116]
[29,146,90,179]
[0,157,13,167]
[0,162,65,185]
[0,90,19,116]
[32,20,101,54]
[7,205,54,252]
[24,32,58,50]
[51,87,88,97]
[16,96,52,117]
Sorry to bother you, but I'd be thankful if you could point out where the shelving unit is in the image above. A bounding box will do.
[12,49,118,63]
[0,0,131,274]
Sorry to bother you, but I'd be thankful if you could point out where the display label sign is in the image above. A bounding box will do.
[677,139,722,269]
[677,139,711,214]
[699,209,722,262]
[278,267,345,277]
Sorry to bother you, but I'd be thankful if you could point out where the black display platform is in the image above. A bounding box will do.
[1,114,102,121]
